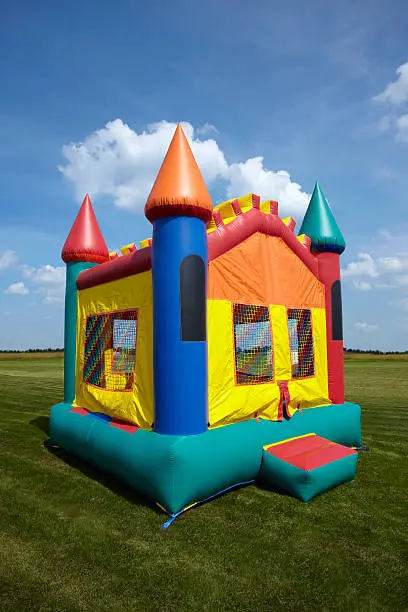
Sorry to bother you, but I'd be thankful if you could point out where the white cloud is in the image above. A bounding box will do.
[22,264,65,303]
[374,226,408,253]
[4,281,29,296]
[197,123,219,136]
[395,113,408,143]
[374,62,408,105]
[376,115,392,132]
[353,280,372,291]
[342,252,408,290]
[377,228,392,240]
[59,119,309,219]
[373,62,408,143]
[395,274,408,287]
[354,322,378,333]
[59,120,228,211]
[342,253,379,280]
[0,250,18,271]
[226,159,309,216]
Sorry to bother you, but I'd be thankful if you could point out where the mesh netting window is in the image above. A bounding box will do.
[287,309,315,379]
[83,310,137,390]
[233,304,274,385]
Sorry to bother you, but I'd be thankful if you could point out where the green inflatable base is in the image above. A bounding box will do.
[49,402,362,516]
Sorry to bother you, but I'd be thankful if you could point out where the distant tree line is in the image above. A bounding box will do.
[0,348,63,353]
[344,348,408,355]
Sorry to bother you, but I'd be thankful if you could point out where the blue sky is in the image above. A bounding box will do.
[1,0,408,350]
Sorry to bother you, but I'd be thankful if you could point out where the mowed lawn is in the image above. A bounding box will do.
[0,358,407,611]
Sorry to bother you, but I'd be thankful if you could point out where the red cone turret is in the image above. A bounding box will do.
[62,194,109,264]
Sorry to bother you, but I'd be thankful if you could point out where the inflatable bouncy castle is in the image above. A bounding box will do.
[50,124,362,526]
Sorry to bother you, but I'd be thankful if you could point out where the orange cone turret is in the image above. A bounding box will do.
[145,124,213,223]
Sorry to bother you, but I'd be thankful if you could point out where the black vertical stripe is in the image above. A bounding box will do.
[331,280,343,341]
[180,255,206,342]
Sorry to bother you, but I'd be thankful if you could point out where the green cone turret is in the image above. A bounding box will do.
[299,183,345,254]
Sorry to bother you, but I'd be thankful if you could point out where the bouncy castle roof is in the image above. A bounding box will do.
[299,183,345,254]
[62,194,110,264]
[144,124,213,223]
[76,193,320,290]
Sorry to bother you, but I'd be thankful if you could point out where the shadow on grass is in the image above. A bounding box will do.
[255,481,298,501]
[42,439,162,515]
[30,416,50,436]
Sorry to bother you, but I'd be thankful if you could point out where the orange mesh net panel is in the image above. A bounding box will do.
[83,310,137,390]
[288,308,315,379]
[233,304,273,384]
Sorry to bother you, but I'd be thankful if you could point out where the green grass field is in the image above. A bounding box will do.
[0,357,407,611]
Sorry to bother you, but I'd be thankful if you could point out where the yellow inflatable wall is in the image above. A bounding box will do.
[73,232,329,430]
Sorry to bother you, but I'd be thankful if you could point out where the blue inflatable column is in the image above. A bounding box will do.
[152,216,208,435]
[63,261,96,404]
